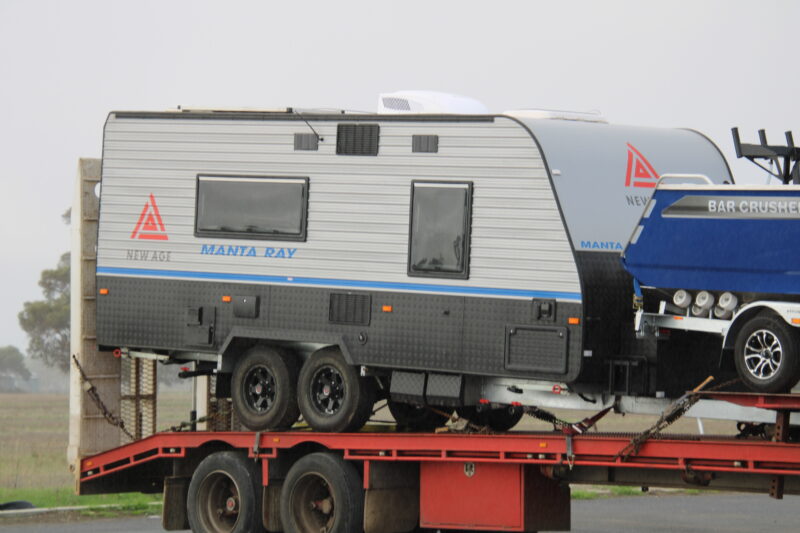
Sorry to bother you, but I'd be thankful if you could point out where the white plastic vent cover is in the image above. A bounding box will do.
[377,91,489,114]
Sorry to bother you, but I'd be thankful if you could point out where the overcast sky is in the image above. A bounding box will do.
[0,0,798,353]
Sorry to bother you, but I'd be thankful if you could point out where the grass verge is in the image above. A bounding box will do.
[571,486,703,500]
[0,487,160,512]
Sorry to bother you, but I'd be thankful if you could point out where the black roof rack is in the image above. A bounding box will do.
[732,127,800,184]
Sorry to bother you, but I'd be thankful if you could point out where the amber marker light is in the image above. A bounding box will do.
[221,295,232,303]
[99,288,109,295]
[674,316,684,321]
[382,305,393,313]
[568,317,580,325]
[792,318,800,325]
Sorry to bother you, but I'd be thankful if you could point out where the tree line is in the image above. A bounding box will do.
[1,251,69,383]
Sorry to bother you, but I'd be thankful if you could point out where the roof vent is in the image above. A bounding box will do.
[378,91,488,114]
[382,97,412,112]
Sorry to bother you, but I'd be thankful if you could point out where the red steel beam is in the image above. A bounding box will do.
[698,391,800,410]
[79,431,800,485]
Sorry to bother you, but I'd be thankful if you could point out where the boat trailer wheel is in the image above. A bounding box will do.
[734,315,800,393]
[743,328,783,381]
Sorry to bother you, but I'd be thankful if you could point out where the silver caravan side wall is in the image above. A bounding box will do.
[95,111,732,390]
[96,113,584,381]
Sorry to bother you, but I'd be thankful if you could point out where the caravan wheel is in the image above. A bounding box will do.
[231,346,300,431]
[297,347,372,432]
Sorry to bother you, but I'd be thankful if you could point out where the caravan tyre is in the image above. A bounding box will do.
[297,347,367,432]
[351,376,378,430]
[187,451,264,533]
[734,315,800,393]
[231,346,300,431]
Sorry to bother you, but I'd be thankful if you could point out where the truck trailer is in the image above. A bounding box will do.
[65,118,800,532]
[75,392,800,533]
[94,107,737,433]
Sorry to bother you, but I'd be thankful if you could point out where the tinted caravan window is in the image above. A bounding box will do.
[408,182,472,278]
[196,175,308,241]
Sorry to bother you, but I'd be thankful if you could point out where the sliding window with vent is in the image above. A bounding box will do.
[408,181,473,279]
[195,175,309,241]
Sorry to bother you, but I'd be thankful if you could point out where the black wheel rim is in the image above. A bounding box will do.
[197,471,240,533]
[290,472,336,532]
[243,365,276,414]
[744,329,783,380]
[310,365,346,416]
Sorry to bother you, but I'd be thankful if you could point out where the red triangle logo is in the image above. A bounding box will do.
[625,143,659,188]
[142,213,159,232]
[130,194,169,240]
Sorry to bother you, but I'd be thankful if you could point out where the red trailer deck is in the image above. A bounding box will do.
[77,393,800,533]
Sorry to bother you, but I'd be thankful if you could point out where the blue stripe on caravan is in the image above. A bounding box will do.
[96,266,583,302]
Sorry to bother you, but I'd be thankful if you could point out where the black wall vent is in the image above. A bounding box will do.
[294,133,319,151]
[329,293,371,325]
[336,124,379,156]
[412,134,439,153]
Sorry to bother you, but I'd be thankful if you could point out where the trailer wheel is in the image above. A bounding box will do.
[187,451,263,533]
[280,452,363,533]
[298,347,372,432]
[456,405,522,431]
[232,346,300,431]
[389,400,449,431]
[734,315,800,393]
[486,405,523,432]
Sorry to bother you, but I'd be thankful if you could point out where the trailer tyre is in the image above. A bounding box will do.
[298,347,371,432]
[734,315,800,393]
[389,400,449,431]
[456,405,522,431]
[187,451,264,533]
[280,452,363,533]
[232,346,300,431]
[486,405,524,432]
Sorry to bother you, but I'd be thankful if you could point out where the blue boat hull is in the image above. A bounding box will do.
[622,187,800,294]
